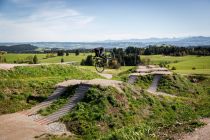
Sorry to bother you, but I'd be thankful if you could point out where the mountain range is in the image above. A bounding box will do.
[0,36,210,49]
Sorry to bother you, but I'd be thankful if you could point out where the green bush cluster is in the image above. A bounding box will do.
[134,75,154,89]
[157,74,201,97]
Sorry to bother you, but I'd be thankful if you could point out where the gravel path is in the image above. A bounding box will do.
[180,118,210,140]
[0,113,47,140]
[98,73,113,79]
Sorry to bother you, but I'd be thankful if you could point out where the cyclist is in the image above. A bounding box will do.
[93,47,106,59]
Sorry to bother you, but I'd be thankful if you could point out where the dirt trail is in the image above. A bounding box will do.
[0,113,47,140]
[0,63,75,70]
[98,73,113,79]
[181,118,210,140]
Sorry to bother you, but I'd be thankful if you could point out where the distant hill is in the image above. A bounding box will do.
[0,36,210,49]
[0,44,38,53]
[101,36,210,46]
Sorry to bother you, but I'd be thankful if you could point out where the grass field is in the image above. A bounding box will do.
[2,53,210,75]
[141,55,210,75]
[3,53,92,63]
[40,53,93,63]
[3,53,46,63]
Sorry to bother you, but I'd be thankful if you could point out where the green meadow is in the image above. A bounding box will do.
[2,53,210,75]
[3,53,92,63]
[142,55,210,75]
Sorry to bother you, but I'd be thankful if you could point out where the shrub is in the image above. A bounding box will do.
[46,53,56,58]
[0,55,7,63]
[75,50,80,56]
[33,55,38,64]
[192,67,196,70]
[66,52,69,56]
[80,55,93,66]
[171,66,176,70]
[108,59,121,69]
[61,58,64,63]
[57,50,64,56]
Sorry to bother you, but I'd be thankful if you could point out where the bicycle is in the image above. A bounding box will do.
[93,49,114,73]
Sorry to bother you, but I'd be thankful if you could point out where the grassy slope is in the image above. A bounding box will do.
[46,80,210,140]
[157,74,205,97]
[158,74,210,117]
[0,65,101,114]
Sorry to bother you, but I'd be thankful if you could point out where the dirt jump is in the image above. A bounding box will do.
[0,79,122,140]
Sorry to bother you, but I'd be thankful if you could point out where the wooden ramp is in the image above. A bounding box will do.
[148,74,162,92]
[21,87,67,116]
[36,85,90,125]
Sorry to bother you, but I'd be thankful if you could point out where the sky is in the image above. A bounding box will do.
[0,0,210,42]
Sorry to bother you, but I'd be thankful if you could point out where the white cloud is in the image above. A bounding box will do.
[0,1,95,42]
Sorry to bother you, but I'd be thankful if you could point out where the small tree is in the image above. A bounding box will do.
[57,50,64,56]
[33,55,38,64]
[61,58,64,63]
[75,50,80,56]
[0,55,6,63]
[171,66,176,70]
[108,59,121,69]
[66,52,69,56]
[80,59,85,65]
[80,55,93,66]
[85,55,93,65]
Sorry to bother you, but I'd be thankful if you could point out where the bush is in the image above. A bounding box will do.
[108,59,121,69]
[57,50,64,56]
[171,66,176,70]
[75,50,80,56]
[0,55,7,63]
[46,53,56,58]
[61,58,64,63]
[80,55,93,66]
[33,55,38,64]
[66,52,69,56]
[141,58,151,65]
[192,67,196,70]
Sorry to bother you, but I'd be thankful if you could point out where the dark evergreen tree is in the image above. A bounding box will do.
[33,55,38,64]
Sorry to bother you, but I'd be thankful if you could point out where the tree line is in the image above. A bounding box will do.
[140,45,210,56]
[81,47,141,68]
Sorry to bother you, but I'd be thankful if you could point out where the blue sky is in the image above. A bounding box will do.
[0,0,210,42]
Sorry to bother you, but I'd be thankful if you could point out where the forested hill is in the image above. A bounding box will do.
[0,44,38,53]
